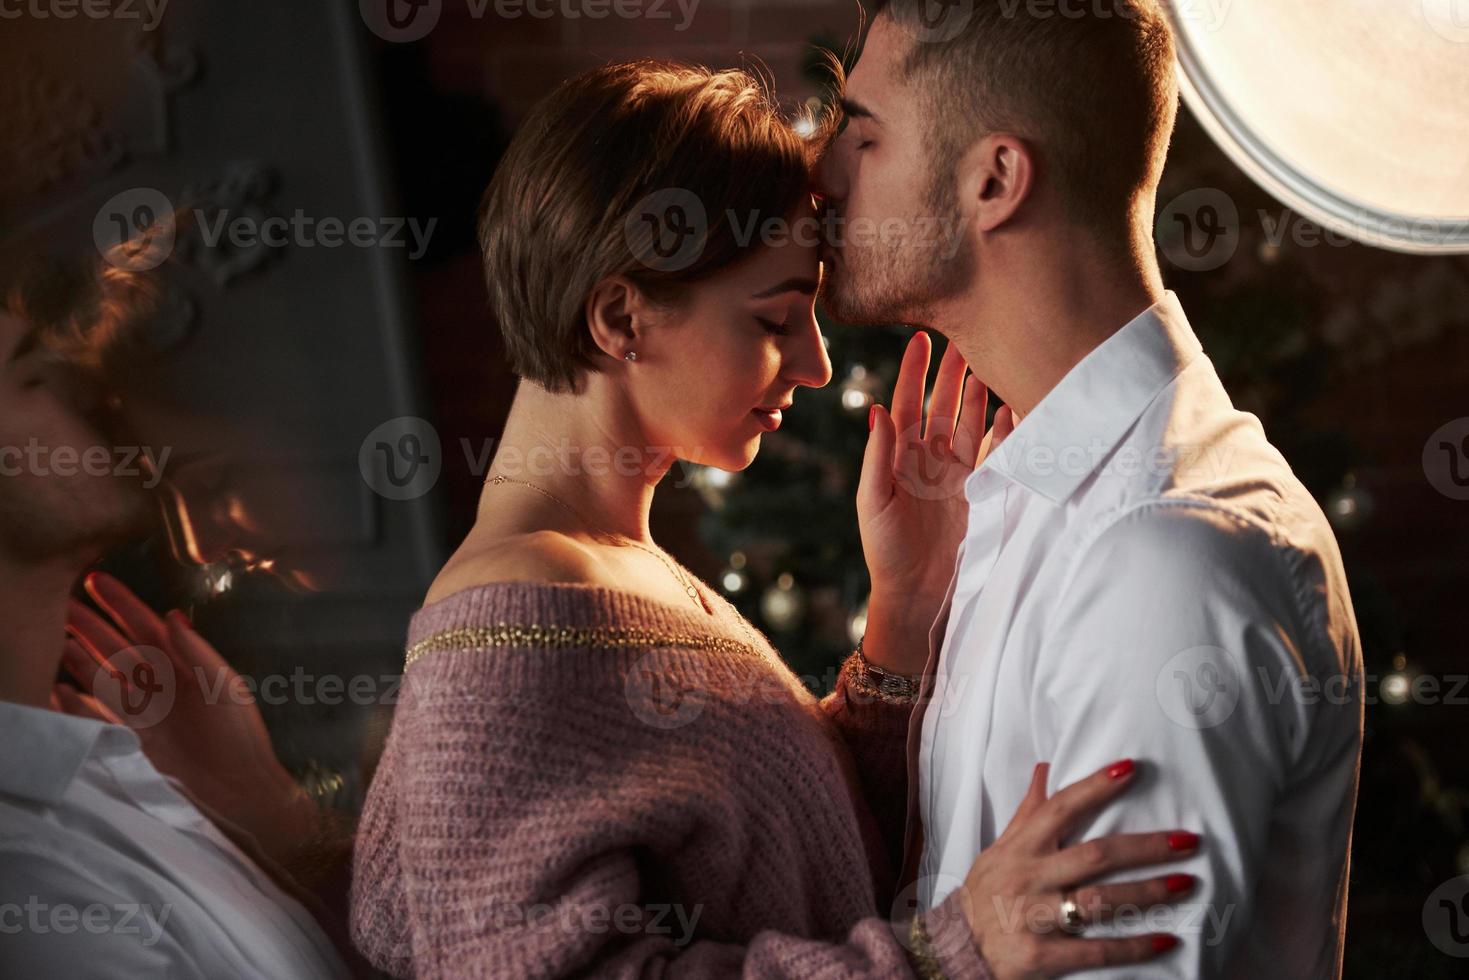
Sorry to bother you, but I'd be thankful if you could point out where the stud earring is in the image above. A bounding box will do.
[625,350,638,362]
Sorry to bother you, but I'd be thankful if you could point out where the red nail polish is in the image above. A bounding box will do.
[1151,934,1179,953]
[1106,759,1134,779]
[868,404,878,431]
[1168,832,1201,852]
[1165,873,1194,894]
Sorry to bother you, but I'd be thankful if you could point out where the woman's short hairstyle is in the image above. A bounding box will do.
[478,61,815,394]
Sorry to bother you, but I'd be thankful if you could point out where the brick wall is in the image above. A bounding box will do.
[424,0,863,117]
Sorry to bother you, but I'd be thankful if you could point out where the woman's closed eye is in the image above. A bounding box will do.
[755,316,792,337]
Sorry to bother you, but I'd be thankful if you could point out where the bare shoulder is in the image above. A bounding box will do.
[424,530,615,605]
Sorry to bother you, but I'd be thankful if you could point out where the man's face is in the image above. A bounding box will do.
[815,14,975,327]
[0,311,149,562]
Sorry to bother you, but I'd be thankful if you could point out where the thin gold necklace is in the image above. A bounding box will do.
[486,474,710,614]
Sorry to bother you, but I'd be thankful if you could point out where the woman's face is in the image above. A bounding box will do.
[633,198,833,472]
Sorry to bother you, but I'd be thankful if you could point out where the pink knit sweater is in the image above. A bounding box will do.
[350,578,991,979]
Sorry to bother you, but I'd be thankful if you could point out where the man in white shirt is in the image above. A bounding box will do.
[818,2,1364,977]
[0,300,353,978]
[913,292,1362,978]
[0,700,350,978]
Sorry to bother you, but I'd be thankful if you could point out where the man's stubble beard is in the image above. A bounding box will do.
[819,179,974,328]
[0,476,154,565]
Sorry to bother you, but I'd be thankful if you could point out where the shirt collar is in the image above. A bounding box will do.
[967,290,1203,507]
[0,698,139,806]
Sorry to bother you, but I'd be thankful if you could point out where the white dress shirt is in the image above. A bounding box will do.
[0,699,350,979]
[910,292,1364,979]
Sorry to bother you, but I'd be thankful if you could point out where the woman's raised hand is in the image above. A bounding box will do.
[54,571,319,866]
[856,331,1015,671]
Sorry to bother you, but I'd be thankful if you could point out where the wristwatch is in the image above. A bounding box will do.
[848,635,922,704]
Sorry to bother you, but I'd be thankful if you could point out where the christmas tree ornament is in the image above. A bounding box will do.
[760,572,807,632]
[719,550,751,595]
[689,464,738,511]
[840,364,881,415]
[1324,473,1373,531]
[1380,653,1413,707]
[848,594,869,646]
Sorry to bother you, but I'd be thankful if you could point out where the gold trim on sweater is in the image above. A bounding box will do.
[404,623,757,670]
[905,913,949,979]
